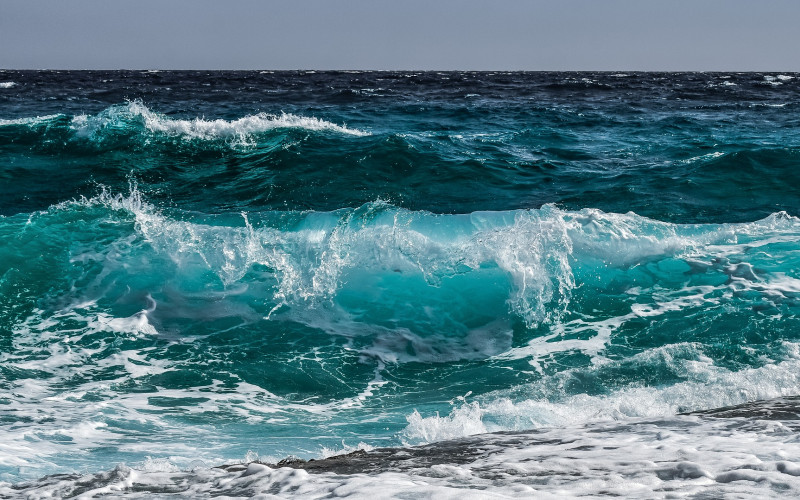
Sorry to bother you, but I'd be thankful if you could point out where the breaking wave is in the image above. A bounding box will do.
[0,100,368,146]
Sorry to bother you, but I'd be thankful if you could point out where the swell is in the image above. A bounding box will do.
[4,187,800,359]
[3,71,800,482]
[0,100,367,149]
[3,104,800,221]
[4,188,800,480]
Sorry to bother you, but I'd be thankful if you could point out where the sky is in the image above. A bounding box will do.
[1,0,798,71]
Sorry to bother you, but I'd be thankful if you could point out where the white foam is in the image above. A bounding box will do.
[319,441,375,459]
[403,402,488,443]
[402,341,800,445]
[1,296,300,479]
[58,187,800,343]
[0,82,15,89]
[0,114,61,126]
[2,286,401,480]
[135,457,182,473]
[70,100,369,140]
[6,413,800,498]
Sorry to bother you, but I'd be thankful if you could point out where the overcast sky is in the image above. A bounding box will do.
[1,0,798,71]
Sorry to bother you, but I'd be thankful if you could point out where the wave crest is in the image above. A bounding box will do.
[56,188,800,332]
[9,187,800,369]
[402,342,800,444]
[0,101,368,147]
[70,100,369,140]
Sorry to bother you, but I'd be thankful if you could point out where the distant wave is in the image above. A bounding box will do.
[0,100,369,143]
[70,100,369,139]
[0,114,60,126]
[0,81,16,89]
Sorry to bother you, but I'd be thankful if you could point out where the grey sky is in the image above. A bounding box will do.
[1,0,798,70]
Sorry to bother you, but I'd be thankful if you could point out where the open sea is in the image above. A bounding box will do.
[2,70,800,498]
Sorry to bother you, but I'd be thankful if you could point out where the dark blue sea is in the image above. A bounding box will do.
[3,71,800,498]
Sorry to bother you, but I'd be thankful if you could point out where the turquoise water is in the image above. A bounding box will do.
[1,71,800,481]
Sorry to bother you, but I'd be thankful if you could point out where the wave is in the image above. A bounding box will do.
[71,101,369,139]
[0,114,61,126]
[0,100,368,147]
[8,398,800,498]
[402,341,800,444]
[0,81,15,89]
[6,186,800,363]
[48,187,578,332]
[4,187,800,484]
[763,75,795,86]
[6,70,800,493]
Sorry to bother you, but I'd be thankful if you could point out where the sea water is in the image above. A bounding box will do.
[2,71,800,497]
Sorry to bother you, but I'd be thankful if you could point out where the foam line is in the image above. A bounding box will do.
[70,100,369,139]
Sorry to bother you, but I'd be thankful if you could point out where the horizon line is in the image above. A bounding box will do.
[3,68,800,73]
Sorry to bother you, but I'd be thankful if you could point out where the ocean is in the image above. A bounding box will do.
[2,70,800,498]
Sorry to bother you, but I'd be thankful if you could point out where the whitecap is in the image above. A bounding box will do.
[70,100,369,140]
[402,341,800,445]
[0,114,61,126]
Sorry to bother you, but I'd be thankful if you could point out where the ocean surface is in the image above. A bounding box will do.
[2,70,800,498]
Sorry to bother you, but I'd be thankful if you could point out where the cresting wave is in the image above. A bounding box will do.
[1,185,797,401]
[40,190,784,315]
[4,70,800,497]
[4,189,800,486]
[20,186,800,351]
[0,100,368,143]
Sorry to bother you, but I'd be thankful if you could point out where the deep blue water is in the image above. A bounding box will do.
[2,71,800,481]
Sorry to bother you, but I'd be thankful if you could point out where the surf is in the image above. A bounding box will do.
[3,71,800,495]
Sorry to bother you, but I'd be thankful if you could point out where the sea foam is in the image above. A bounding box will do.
[402,341,800,445]
[7,410,800,498]
[0,114,60,126]
[70,100,369,140]
[57,187,800,333]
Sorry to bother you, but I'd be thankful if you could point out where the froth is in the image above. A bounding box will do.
[0,114,61,126]
[8,413,800,498]
[75,190,578,330]
[70,100,369,141]
[401,342,800,445]
[57,187,800,353]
